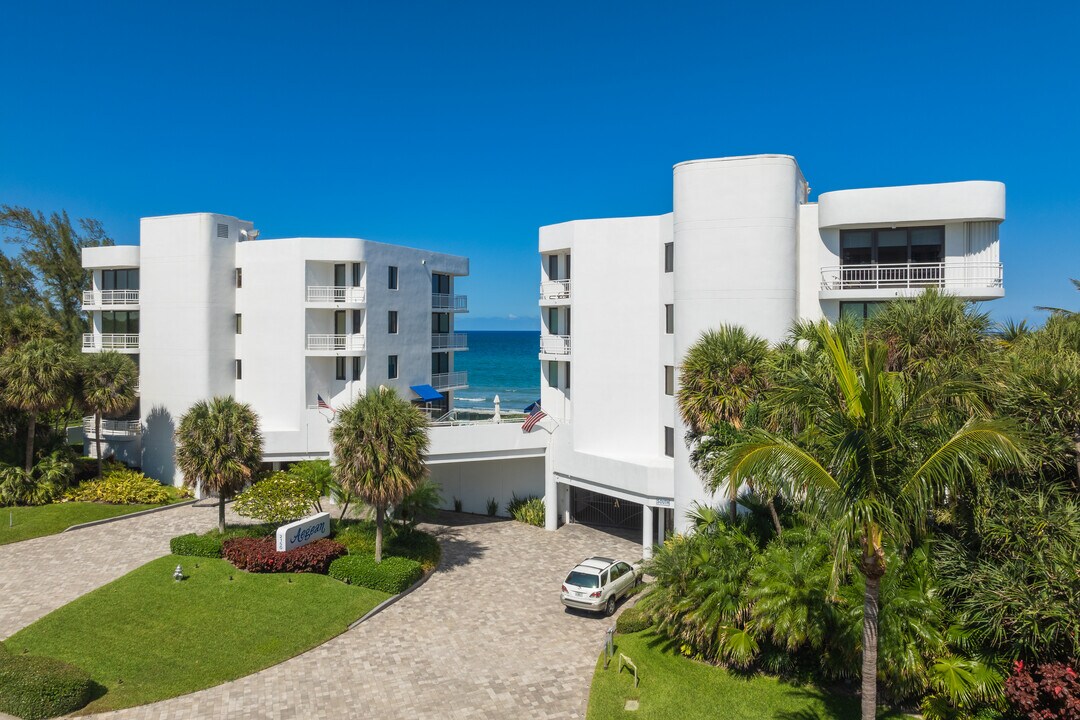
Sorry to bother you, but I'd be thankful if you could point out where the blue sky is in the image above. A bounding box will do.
[2,1,1077,328]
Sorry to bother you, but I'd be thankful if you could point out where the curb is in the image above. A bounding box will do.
[347,565,437,630]
[61,499,197,533]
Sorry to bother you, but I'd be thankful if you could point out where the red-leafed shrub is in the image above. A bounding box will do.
[1004,659,1080,720]
[222,537,347,574]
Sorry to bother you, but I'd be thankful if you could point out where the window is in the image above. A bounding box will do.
[664,242,674,272]
[352,263,363,287]
[352,309,364,334]
[665,365,674,395]
[336,357,346,380]
[235,314,242,334]
[388,355,399,379]
[235,268,242,288]
[564,254,571,279]
[388,311,398,334]
[548,255,559,281]
[388,265,399,290]
[334,310,346,335]
[664,426,675,457]
[432,273,450,295]
[565,308,571,336]
[839,301,888,323]
[839,227,944,266]
[547,307,559,335]
[432,352,449,374]
[432,312,450,334]
[352,356,363,380]
[548,360,559,388]
[665,304,674,334]
[565,362,570,389]
[334,263,346,286]
[101,269,139,291]
[235,360,242,380]
[101,311,139,334]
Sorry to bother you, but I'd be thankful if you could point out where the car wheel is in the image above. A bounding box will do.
[604,597,616,616]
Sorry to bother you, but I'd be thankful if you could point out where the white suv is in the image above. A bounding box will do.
[561,556,641,616]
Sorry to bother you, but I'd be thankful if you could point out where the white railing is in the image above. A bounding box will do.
[540,279,571,300]
[306,334,367,351]
[306,286,366,303]
[82,333,139,350]
[432,293,468,312]
[431,333,468,350]
[431,371,468,390]
[83,417,141,438]
[540,334,571,355]
[820,262,1003,291]
[82,289,140,306]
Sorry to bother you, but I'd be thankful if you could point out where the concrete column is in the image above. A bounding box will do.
[642,505,654,560]
[544,477,558,532]
[560,483,571,526]
[657,505,666,542]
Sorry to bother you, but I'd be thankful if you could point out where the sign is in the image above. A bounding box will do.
[654,498,673,508]
[276,512,331,552]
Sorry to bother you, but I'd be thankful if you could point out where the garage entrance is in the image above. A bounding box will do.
[569,487,642,529]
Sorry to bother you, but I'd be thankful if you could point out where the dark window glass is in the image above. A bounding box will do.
[388,266,398,290]
[432,273,450,294]
[665,304,674,334]
[335,357,346,380]
[352,309,363,333]
[235,360,242,380]
[876,229,908,264]
[431,352,449,374]
[665,366,674,395]
[664,426,675,457]
[352,263,362,287]
[235,314,242,334]
[664,242,674,272]
[388,355,399,379]
[101,311,138,334]
[548,255,559,281]
[388,311,398,334]
[548,307,559,335]
[565,362,570,389]
[432,312,450,334]
[352,356,362,380]
[910,227,944,263]
[334,310,346,335]
[840,231,873,265]
[840,301,889,322]
[334,263,346,287]
[548,360,558,388]
[235,268,243,288]
[101,270,115,291]
[565,254,571,279]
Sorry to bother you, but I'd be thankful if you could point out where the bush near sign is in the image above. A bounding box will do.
[276,512,331,552]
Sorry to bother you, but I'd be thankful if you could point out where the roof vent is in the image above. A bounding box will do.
[217,223,230,239]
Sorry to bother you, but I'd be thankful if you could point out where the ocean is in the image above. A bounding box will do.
[454,331,540,412]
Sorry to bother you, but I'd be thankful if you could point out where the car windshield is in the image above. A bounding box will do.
[566,571,600,588]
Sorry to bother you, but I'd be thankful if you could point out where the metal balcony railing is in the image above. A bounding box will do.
[306,286,366,303]
[83,417,141,438]
[82,289,140,306]
[431,371,468,390]
[539,279,571,300]
[431,333,468,350]
[83,333,139,350]
[432,293,468,312]
[306,334,367,351]
[540,334,571,355]
[820,262,1003,291]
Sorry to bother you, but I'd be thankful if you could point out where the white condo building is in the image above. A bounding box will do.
[81,213,471,483]
[536,154,1005,552]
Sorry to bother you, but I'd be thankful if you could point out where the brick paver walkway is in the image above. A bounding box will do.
[2,510,640,718]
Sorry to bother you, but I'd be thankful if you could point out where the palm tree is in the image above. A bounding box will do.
[1034,277,1079,316]
[715,323,1027,720]
[678,326,773,523]
[0,338,74,471]
[175,396,263,533]
[78,351,138,477]
[331,387,429,562]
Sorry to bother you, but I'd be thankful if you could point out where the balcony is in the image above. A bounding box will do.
[82,333,139,352]
[539,334,571,356]
[539,280,571,305]
[432,293,468,312]
[82,289,140,308]
[819,262,1004,300]
[306,286,366,305]
[431,371,468,391]
[431,333,468,350]
[306,334,367,353]
[83,417,141,439]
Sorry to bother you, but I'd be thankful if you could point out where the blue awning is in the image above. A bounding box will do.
[410,384,444,402]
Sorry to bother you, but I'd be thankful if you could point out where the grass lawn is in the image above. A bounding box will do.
[0,494,186,546]
[3,555,390,713]
[587,630,912,720]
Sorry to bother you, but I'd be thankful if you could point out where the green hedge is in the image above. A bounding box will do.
[328,555,423,594]
[0,652,97,720]
[615,604,651,634]
[332,522,441,570]
[169,525,273,558]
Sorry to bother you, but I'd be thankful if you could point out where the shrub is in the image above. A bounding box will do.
[334,521,377,556]
[0,653,96,720]
[507,494,544,527]
[233,471,319,525]
[170,533,224,558]
[453,497,462,512]
[328,554,423,594]
[385,527,441,570]
[393,479,442,527]
[616,604,651,634]
[223,536,346,574]
[63,467,171,504]
[486,497,498,516]
[1004,660,1080,720]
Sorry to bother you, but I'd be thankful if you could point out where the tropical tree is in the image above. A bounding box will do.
[715,323,1027,720]
[78,351,138,477]
[0,338,74,471]
[331,387,429,562]
[175,396,263,533]
[1034,277,1079,317]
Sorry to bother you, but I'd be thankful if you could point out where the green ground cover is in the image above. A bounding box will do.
[0,493,185,546]
[4,555,389,713]
[587,630,912,720]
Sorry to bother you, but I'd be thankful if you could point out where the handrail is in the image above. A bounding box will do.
[820,262,1003,291]
[83,333,139,350]
[82,417,141,437]
[431,333,468,350]
[540,279,571,300]
[540,334,571,355]
[82,289,140,305]
[431,371,468,390]
[431,293,468,311]
[306,334,367,351]
[306,286,366,303]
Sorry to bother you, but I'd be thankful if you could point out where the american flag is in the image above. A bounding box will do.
[317,394,334,413]
[522,405,547,433]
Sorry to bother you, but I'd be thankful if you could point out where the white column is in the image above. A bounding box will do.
[560,483,571,526]
[657,505,666,542]
[642,505,654,560]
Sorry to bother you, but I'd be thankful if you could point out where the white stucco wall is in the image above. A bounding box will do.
[429,457,545,517]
